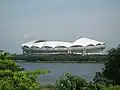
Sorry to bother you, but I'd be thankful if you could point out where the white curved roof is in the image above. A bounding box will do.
[22,40,37,48]
[33,42,45,48]
[41,41,72,48]
[22,40,72,48]
[22,38,105,49]
[55,41,72,48]
[72,38,104,47]
[41,41,58,48]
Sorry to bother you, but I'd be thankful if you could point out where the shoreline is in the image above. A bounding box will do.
[14,60,106,63]
[13,54,107,63]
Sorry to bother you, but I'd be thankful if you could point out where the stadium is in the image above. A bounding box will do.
[22,38,105,55]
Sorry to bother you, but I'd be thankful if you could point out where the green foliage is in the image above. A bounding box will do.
[93,72,112,85]
[40,84,55,90]
[55,73,87,90]
[0,70,40,90]
[0,50,49,90]
[0,59,24,72]
[0,50,13,60]
[103,45,120,85]
[102,85,120,90]
[55,73,102,90]
[94,45,120,85]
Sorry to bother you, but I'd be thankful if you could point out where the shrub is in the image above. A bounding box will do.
[0,50,49,90]
[55,73,104,90]
[102,85,120,90]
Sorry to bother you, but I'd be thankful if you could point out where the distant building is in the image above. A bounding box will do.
[21,38,105,55]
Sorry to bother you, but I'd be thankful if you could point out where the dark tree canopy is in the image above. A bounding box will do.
[94,45,120,85]
[103,45,120,85]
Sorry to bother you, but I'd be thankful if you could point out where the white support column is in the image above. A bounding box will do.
[67,49,69,54]
[82,48,86,56]
[67,49,71,54]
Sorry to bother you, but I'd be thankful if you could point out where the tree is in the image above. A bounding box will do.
[0,50,49,90]
[0,50,12,60]
[94,45,120,85]
[103,45,120,85]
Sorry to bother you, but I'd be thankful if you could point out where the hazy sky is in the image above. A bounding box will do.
[0,0,120,53]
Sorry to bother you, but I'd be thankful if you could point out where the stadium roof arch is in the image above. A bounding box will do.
[72,38,104,47]
[22,40,37,48]
[32,42,45,48]
[41,41,72,48]
[22,40,72,48]
[55,42,72,48]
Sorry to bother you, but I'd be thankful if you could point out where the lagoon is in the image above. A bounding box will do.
[17,62,104,84]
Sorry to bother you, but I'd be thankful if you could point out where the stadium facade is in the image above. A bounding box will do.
[22,38,105,55]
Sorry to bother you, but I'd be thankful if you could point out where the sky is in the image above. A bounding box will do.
[0,0,120,53]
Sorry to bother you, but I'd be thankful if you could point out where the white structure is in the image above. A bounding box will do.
[22,38,105,55]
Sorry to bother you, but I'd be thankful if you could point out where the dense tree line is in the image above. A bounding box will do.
[13,54,107,62]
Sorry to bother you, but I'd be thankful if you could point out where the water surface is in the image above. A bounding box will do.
[17,62,104,84]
